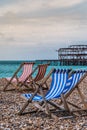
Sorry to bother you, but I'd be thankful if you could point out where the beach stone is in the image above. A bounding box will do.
[0,78,87,130]
[28,119,33,125]
[4,128,11,130]
[59,125,64,130]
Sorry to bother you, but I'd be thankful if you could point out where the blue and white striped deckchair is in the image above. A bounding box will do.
[61,70,87,110]
[63,70,86,94]
[18,69,71,115]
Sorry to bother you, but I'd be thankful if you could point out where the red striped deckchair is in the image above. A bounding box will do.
[19,63,50,90]
[3,62,34,91]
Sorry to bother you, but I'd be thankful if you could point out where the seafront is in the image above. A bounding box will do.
[0,77,87,130]
[0,0,87,129]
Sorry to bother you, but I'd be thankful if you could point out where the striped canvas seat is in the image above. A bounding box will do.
[3,63,49,91]
[60,70,87,112]
[63,70,86,95]
[22,69,70,101]
[19,69,87,116]
[18,69,72,115]
[6,63,33,82]
[34,64,48,82]
[19,63,49,88]
[3,62,34,91]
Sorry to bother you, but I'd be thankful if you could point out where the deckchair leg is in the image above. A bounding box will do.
[18,100,31,115]
[3,81,14,91]
[18,85,40,115]
[61,94,70,112]
[3,64,24,91]
[3,82,10,91]
[45,101,51,116]
[67,101,81,109]
[3,76,19,91]
[77,86,87,109]
[39,86,51,117]
[33,101,52,117]
[47,100,65,110]
[4,81,19,91]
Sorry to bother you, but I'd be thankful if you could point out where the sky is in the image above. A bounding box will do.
[0,0,87,60]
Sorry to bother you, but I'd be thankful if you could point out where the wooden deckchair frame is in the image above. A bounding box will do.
[18,69,87,117]
[3,63,50,92]
[59,70,87,113]
[36,70,87,117]
[18,68,55,115]
[18,63,50,90]
[3,62,35,91]
[18,69,72,116]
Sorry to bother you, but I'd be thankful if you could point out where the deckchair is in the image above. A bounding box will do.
[18,69,87,116]
[18,69,72,115]
[18,63,50,90]
[3,63,49,91]
[60,70,87,111]
[3,62,34,91]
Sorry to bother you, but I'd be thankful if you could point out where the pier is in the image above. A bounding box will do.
[57,45,87,66]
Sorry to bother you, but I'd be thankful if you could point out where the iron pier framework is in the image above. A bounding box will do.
[57,45,87,65]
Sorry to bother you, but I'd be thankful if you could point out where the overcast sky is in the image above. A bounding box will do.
[0,0,87,60]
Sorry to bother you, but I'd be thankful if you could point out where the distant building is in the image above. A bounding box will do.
[56,45,87,65]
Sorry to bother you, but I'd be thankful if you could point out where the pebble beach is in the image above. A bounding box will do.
[0,77,87,130]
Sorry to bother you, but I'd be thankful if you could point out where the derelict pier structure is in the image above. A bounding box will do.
[57,45,87,65]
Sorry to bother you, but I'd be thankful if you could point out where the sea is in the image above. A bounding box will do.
[0,60,87,78]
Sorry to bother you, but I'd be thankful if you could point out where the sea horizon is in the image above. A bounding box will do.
[0,60,87,78]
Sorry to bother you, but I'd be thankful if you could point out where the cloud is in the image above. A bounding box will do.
[0,0,86,17]
[0,17,87,47]
[0,0,86,27]
[0,0,87,60]
[44,0,85,8]
[0,0,86,24]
